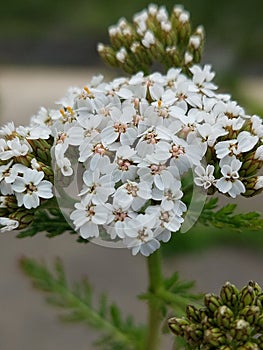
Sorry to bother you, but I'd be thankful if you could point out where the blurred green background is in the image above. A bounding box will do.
[1,0,263,75]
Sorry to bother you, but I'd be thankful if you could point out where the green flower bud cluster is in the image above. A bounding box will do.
[98,4,204,74]
[169,281,263,349]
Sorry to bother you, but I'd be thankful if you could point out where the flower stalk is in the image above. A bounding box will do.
[146,249,163,350]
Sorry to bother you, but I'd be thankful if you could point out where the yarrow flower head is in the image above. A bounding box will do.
[1,4,263,257]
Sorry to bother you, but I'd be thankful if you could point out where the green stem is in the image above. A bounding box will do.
[146,249,163,350]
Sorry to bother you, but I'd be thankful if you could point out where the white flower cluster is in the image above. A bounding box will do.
[0,123,54,231]
[22,64,262,256]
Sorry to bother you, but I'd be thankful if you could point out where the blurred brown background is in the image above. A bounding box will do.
[0,1,263,349]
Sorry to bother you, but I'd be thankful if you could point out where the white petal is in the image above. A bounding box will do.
[12,178,26,193]
[37,181,53,199]
[80,221,99,238]
[216,178,232,193]
[93,206,108,224]
[23,193,39,209]
[228,180,246,198]
[101,126,118,145]
[67,127,84,145]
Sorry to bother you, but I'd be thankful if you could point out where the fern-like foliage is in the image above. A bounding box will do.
[16,207,78,239]
[20,257,146,350]
[198,197,263,231]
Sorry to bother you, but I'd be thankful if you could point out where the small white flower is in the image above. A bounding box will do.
[190,65,217,97]
[123,214,160,256]
[161,21,171,32]
[114,180,152,211]
[116,47,127,63]
[137,156,177,191]
[152,180,185,212]
[141,30,155,48]
[0,122,17,138]
[146,205,184,232]
[189,35,201,49]
[70,198,108,239]
[105,198,136,239]
[0,137,30,161]
[215,131,258,159]
[184,52,193,65]
[108,145,138,182]
[78,135,111,171]
[30,107,60,127]
[17,125,51,139]
[215,157,245,198]
[157,6,169,22]
[194,164,216,189]
[0,217,19,232]
[12,169,53,209]
[79,169,115,204]
[145,73,166,101]
[101,106,137,146]
[197,123,228,147]
[136,125,172,157]
[179,11,189,23]
[173,79,201,110]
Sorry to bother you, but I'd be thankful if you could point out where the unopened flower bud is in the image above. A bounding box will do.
[15,153,34,167]
[186,304,201,323]
[189,35,201,49]
[248,281,262,295]
[240,305,261,325]
[220,282,239,308]
[168,317,190,335]
[116,47,127,63]
[9,209,34,229]
[204,293,222,313]
[184,51,193,65]
[243,176,263,197]
[230,319,251,342]
[141,30,155,48]
[97,44,118,67]
[239,285,256,309]
[254,293,263,308]
[237,341,259,350]
[204,327,226,347]
[27,138,52,165]
[214,305,234,328]
[257,314,263,329]
[0,195,18,211]
[256,334,263,347]
[184,324,203,345]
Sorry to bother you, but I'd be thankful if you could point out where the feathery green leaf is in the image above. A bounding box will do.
[20,257,145,350]
[199,197,263,231]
